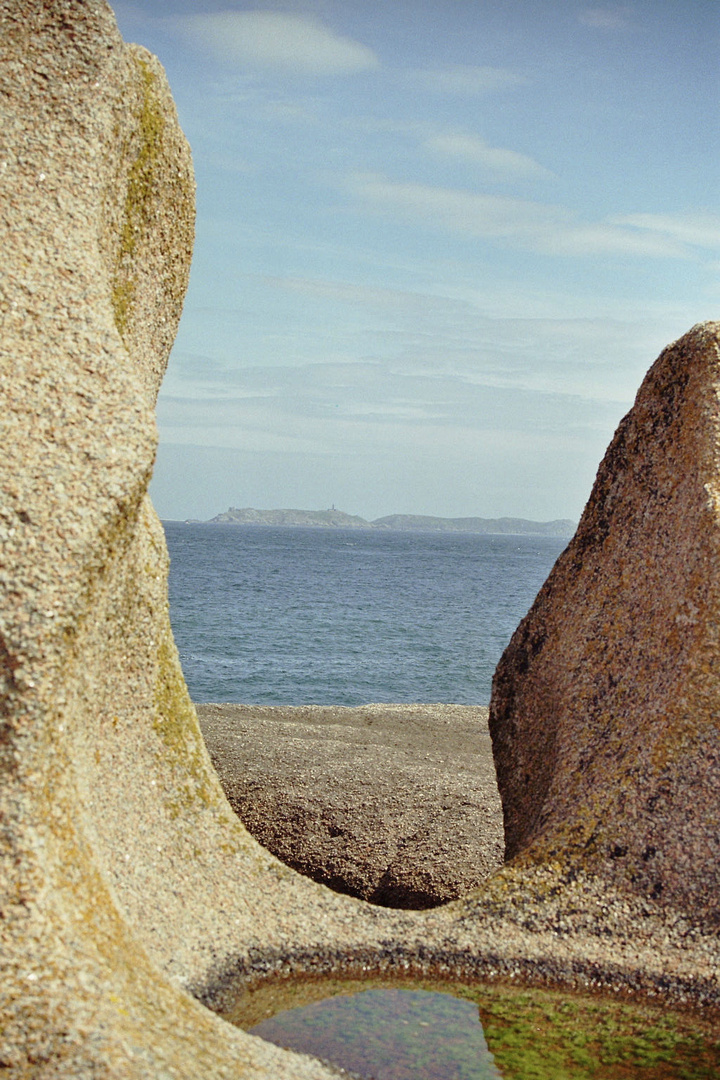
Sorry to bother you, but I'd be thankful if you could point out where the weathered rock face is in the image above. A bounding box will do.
[490,322,720,924]
[198,704,503,909]
[3,3,720,1074]
[0,4,364,1076]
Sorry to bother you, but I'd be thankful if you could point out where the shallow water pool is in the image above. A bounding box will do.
[249,986,500,1079]
[230,977,720,1080]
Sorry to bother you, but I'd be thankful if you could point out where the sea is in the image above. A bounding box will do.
[163,523,567,707]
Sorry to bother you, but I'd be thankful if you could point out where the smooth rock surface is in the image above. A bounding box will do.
[2,4,720,1077]
[490,321,720,926]
[198,703,503,909]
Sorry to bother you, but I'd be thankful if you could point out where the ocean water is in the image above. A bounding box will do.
[163,523,567,707]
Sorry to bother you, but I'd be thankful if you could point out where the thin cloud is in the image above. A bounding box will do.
[262,275,472,316]
[609,211,720,250]
[413,64,526,96]
[348,173,692,258]
[173,11,379,75]
[425,132,553,180]
[579,7,630,30]
[168,310,670,412]
[155,357,627,510]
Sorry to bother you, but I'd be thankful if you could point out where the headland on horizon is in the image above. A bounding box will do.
[191,506,577,536]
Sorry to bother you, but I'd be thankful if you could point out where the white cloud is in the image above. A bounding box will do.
[348,173,693,258]
[413,65,526,96]
[173,11,379,75]
[542,223,686,258]
[425,132,553,180]
[351,172,563,238]
[157,304,708,521]
[157,359,613,443]
[166,306,672,412]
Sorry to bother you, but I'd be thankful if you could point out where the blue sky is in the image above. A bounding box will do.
[113,1,720,522]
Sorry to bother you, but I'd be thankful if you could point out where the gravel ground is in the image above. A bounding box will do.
[197,703,503,909]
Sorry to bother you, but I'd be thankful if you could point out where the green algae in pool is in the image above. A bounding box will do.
[233,980,720,1080]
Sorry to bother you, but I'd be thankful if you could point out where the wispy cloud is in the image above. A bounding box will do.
[609,211,720,250]
[157,358,619,443]
[157,304,697,518]
[168,300,676,408]
[348,173,695,258]
[262,275,472,317]
[412,65,526,96]
[172,11,379,76]
[579,7,631,30]
[425,132,553,181]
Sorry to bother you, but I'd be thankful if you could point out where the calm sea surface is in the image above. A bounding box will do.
[163,523,567,707]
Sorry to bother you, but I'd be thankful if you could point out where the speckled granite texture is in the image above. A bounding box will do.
[490,321,720,926]
[1,3,719,1077]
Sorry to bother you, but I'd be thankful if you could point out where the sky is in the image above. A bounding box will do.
[112,0,720,523]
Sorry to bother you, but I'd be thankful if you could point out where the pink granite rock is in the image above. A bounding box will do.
[490,322,720,924]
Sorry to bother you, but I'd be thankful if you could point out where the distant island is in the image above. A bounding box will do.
[206,507,576,537]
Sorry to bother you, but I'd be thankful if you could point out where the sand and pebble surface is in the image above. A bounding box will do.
[197,702,503,909]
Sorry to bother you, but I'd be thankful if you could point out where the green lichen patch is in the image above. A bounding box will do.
[110,276,135,342]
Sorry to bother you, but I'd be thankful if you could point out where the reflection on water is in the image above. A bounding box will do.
[249,987,500,1080]
[230,977,720,1080]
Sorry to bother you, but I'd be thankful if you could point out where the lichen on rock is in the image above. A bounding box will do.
[0,3,349,1076]
[100,43,195,397]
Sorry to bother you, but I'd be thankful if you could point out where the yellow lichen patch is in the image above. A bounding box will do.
[152,623,222,817]
[111,54,166,338]
[111,277,135,340]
